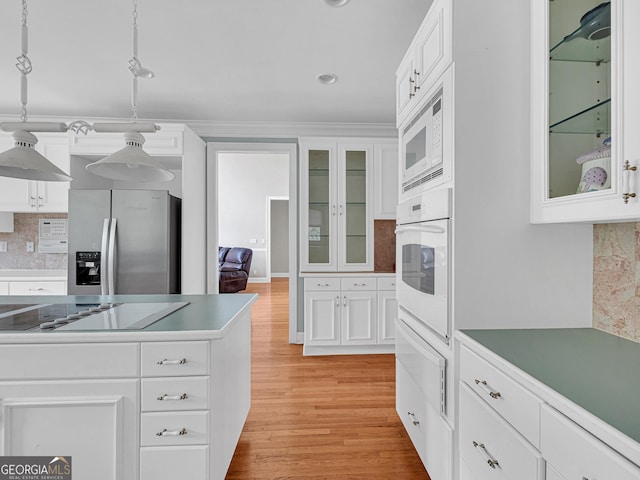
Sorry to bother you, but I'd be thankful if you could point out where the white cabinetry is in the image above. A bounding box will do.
[376,276,396,344]
[457,333,640,480]
[0,132,70,212]
[303,275,395,355]
[531,0,640,222]
[0,310,251,480]
[396,0,452,126]
[300,139,374,272]
[373,141,399,220]
[0,282,8,295]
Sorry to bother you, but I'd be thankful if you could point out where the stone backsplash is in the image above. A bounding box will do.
[593,222,640,342]
[0,213,68,270]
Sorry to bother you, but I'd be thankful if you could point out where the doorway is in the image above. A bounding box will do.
[206,142,298,344]
[267,196,289,282]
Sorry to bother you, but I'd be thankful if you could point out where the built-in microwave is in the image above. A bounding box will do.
[400,66,452,200]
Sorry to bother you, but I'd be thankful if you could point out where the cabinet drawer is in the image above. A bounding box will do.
[459,383,544,480]
[140,411,209,446]
[141,341,209,377]
[140,445,208,480]
[460,345,542,447]
[541,404,640,480]
[304,277,341,291]
[141,377,209,412]
[340,277,376,291]
[377,276,397,291]
[0,343,138,379]
[396,359,427,462]
[9,281,66,295]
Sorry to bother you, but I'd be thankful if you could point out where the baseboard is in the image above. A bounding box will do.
[270,273,289,278]
[302,344,395,356]
[247,278,268,283]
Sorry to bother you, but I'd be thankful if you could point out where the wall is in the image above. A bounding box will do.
[270,199,289,275]
[593,223,640,342]
[217,152,289,281]
[0,213,67,270]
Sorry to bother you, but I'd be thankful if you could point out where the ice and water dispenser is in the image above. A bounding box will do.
[75,252,101,286]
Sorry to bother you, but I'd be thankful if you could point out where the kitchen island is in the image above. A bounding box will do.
[0,293,256,480]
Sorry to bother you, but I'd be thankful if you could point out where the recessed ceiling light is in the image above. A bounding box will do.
[320,0,350,7]
[316,73,338,85]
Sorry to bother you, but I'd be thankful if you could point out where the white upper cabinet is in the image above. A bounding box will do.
[0,132,70,213]
[300,139,374,272]
[531,0,640,223]
[396,0,452,127]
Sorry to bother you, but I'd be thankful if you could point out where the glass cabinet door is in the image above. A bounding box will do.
[547,0,611,199]
[307,149,333,266]
[343,150,368,265]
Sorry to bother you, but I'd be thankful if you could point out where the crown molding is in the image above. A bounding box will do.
[0,114,398,139]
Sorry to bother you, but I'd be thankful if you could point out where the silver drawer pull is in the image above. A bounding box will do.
[316,283,330,287]
[473,441,499,469]
[353,283,367,287]
[156,428,187,437]
[474,379,501,399]
[157,393,188,401]
[407,412,420,426]
[157,358,187,365]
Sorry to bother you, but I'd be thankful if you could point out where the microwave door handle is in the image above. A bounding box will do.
[108,218,117,295]
[395,225,446,234]
[100,218,110,295]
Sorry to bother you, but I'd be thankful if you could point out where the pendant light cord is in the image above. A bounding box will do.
[17,0,32,122]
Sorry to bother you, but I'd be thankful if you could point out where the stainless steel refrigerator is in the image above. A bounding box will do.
[67,189,180,295]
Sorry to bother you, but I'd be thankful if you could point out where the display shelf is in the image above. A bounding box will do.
[550,99,610,135]
[550,35,610,63]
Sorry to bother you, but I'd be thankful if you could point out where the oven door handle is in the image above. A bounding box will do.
[395,225,446,234]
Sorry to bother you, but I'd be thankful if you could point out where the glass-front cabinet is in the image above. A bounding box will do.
[531,0,640,223]
[300,140,373,272]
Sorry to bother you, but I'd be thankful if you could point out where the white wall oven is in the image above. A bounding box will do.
[395,188,450,342]
[400,67,453,200]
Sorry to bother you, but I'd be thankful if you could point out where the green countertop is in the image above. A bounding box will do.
[460,328,640,446]
[0,293,258,333]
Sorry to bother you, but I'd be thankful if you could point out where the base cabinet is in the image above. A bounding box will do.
[303,275,396,355]
[0,317,250,480]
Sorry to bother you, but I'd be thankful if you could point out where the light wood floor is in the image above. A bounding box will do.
[225,278,429,479]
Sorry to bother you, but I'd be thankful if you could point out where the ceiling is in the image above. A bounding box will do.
[0,0,432,130]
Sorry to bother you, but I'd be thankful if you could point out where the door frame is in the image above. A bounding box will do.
[206,142,298,344]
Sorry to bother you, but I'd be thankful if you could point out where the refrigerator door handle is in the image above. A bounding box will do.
[108,218,117,295]
[100,218,111,296]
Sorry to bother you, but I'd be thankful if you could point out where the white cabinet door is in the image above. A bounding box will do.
[377,289,397,344]
[0,282,8,295]
[304,291,341,346]
[8,280,67,295]
[373,142,399,219]
[1,379,139,480]
[341,291,376,345]
[531,0,640,223]
[300,140,375,272]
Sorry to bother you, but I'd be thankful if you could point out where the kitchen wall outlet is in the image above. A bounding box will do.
[249,239,257,244]
[0,241,7,252]
[26,241,34,253]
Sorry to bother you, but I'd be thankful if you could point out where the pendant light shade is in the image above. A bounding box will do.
[0,130,72,181]
[85,131,174,182]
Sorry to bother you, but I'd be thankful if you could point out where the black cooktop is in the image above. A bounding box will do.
[0,304,101,331]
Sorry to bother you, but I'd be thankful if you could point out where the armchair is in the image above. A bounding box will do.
[218,247,253,293]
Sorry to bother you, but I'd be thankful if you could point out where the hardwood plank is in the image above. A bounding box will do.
[226,278,429,479]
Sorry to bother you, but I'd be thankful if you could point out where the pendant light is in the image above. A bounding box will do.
[86,0,174,183]
[0,0,72,182]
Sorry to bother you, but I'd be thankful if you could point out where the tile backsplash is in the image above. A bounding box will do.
[593,222,640,342]
[0,213,68,270]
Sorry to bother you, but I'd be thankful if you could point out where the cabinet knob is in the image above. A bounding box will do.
[156,358,188,365]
